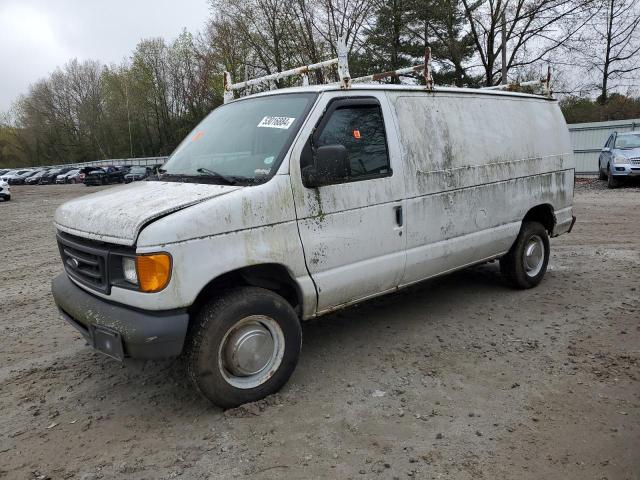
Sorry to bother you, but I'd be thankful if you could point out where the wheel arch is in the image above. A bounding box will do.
[523,203,555,234]
[190,263,304,319]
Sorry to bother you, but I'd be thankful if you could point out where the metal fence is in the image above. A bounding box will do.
[569,118,640,175]
[48,156,169,169]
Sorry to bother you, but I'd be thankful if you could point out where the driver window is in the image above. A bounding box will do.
[316,106,390,179]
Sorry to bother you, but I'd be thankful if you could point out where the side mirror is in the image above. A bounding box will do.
[303,144,350,187]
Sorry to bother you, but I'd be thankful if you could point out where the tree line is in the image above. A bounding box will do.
[1,0,639,168]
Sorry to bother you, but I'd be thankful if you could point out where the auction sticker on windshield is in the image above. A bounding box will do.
[257,116,295,129]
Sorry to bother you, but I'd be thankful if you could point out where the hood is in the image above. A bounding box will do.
[54,181,242,246]
[614,147,640,159]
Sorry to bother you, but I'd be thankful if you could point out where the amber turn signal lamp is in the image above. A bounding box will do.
[136,254,172,292]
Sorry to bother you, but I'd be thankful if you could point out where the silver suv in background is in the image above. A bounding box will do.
[599,131,640,188]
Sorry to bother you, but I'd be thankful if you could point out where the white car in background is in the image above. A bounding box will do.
[0,178,10,201]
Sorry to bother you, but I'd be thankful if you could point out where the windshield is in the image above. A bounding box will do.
[616,133,640,149]
[161,93,316,184]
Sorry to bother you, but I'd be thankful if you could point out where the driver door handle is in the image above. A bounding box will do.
[394,205,403,227]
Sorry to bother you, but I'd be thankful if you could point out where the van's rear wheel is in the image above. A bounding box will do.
[185,287,302,408]
[500,221,550,289]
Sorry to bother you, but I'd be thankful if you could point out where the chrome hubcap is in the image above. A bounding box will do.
[218,315,284,389]
[224,323,274,376]
[523,234,544,277]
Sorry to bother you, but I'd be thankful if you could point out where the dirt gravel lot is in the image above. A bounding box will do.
[1,181,639,480]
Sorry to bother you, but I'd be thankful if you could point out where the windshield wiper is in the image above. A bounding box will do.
[150,169,256,185]
[196,168,247,185]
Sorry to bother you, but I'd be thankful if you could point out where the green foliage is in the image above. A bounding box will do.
[0,124,26,168]
[560,94,640,124]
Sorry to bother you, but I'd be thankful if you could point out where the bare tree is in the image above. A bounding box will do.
[582,0,640,102]
[210,0,296,87]
[316,0,376,54]
[461,0,595,86]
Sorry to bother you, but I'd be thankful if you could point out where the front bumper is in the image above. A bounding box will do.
[611,164,640,176]
[52,273,189,360]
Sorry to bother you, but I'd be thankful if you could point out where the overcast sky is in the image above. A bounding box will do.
[0,0,211,112]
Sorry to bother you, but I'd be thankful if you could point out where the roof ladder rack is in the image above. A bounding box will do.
[481,66,552,96]
[350,48,433,89]
[224,36,351,103]
[223,41,435,103]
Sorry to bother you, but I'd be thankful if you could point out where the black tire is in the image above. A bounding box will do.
[607,172,620,189]
[598,166,607,180]
[185,287,302,408]
[500,221,550,289]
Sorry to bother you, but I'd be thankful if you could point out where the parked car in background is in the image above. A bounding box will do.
[76,167,93,184]
[20,169,46,184]
[0,169,9,176]
[0,169,16,181]
[83,168,107,186]
[55,169,81,184]
[25,169,50,185]
[0,178,10,201]
[2,169,34,185]
[124,166,151,183]
[39,168,61,185]
[84,166,127,186]
[66,169,82,183]
[599,131,640,188]
[40,167,75,185]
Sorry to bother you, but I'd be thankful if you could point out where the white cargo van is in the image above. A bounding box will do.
[52,83,575,407]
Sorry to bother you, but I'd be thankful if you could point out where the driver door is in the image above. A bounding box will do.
[289,92,406,313]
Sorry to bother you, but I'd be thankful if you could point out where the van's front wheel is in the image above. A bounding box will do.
[185,287,302,408]
[500,221,550,289]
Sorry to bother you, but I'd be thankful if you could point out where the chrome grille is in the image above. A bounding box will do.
[629,157,640,165]
[57,233,109,293]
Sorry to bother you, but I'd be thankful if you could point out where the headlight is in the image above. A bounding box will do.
[122,257,138,284]
[136,253,172,292]
[613,155,628,165]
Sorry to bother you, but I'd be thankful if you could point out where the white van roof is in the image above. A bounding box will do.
[234,84,555,102]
